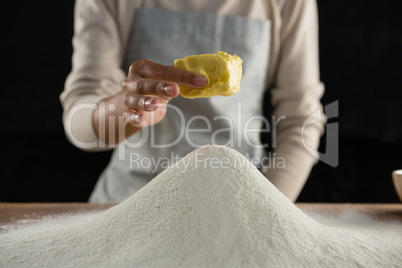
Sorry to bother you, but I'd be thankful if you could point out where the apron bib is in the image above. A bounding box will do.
[90,7,271,203]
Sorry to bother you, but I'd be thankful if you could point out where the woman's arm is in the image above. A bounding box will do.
[264,0,326,201]
[60,0,126,151]
[60,0,207,150]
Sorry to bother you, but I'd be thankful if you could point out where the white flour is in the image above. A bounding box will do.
[1,145,401,267]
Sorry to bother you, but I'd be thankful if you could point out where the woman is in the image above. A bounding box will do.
[60,0,325,203]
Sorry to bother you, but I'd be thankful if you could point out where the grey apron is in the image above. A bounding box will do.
[89,7,270,203]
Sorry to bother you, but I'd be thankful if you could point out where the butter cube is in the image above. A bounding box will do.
[174,51,243,99]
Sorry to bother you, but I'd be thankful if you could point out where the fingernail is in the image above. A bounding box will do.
[144,98,160,110]
[130,113,142,124]
[193,75,208,86]
[164,85,174,96]
[144,98,154,109]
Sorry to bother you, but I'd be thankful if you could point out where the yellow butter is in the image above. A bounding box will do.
[174,51,243,99]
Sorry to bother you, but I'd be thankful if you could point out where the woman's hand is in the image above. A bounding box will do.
[122,59,208,127]
[93,59,208,146]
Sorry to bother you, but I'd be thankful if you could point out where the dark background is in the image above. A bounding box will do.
[1,1,401,203]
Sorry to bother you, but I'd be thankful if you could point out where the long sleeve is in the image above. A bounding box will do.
[60,0,127,151]
[263,0,326,201]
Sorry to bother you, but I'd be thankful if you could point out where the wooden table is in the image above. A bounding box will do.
[1,203,401,226]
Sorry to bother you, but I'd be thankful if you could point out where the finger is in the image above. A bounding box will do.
[122,78,180,98]
[123,92,162,111]
[129,59,208,88]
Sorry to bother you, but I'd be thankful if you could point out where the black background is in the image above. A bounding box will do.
[1,1,401,203]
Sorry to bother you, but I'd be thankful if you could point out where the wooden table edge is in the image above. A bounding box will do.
[0,202,401,226]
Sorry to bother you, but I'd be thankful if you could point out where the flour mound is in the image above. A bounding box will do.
[1,145,401,267]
